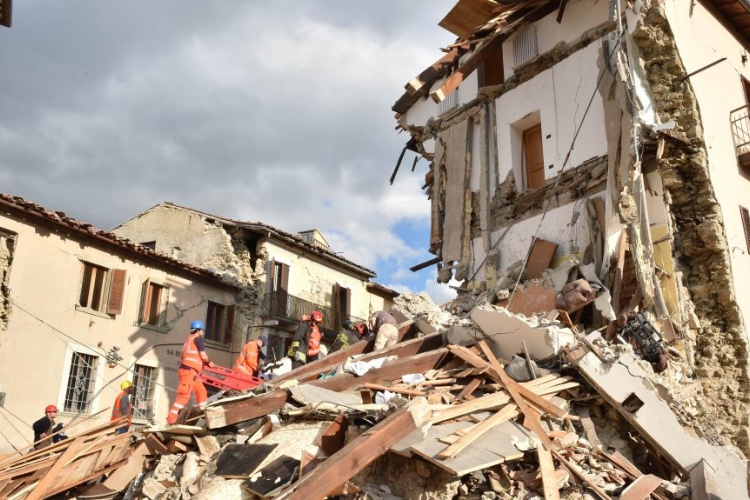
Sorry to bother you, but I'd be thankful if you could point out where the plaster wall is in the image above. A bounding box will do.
[502,0,609,79]
[494,41,607,190]
[485,197,598,273]
[0,213,236,453]
[263,241,389,322]
[664,0,750,335]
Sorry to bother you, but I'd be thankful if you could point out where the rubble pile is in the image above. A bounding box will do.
[3,268,746,500]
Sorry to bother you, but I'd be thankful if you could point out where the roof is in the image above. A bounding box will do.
[366,282,401,298]
[0,0,11,28]
[700,0,750,50]
[151,202,377,279]
[393,0,558,115]
[0,193,237,289]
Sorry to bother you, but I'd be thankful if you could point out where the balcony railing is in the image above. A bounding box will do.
[730,104,750,156]
[263,290,367,333]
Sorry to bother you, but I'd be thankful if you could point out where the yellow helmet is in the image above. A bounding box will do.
[120,381,133,390]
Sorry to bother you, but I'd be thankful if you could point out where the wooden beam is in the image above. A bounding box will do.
[25,436,87,500]
[310,348,452,393]
[551,450,612,500]
[406,47,460,94]
[438,404,518,458]
[205,389,289,429]
[538,446,561,500]
[451,343,556,449]
[274,401,427,500]
[619,474,664,500]
[363,383,425,397]
[431,33,508,103]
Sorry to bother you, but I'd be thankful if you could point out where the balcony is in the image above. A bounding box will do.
[730,104,750,170]
[262,290,367,335]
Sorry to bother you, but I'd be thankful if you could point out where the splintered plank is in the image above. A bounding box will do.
[205,389,289,429]
[538,446,561,500]
[242,455,300,499]
[438,404,519,459]
[274,401,426,500]
[215,444,278,478]
[410,420,532,476]
[25,436,87,500]
[194,435,221,458]
[619,474,663,499]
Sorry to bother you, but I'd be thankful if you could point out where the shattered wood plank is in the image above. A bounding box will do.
[576,407,603,450]
[25,436,87,500]
[689,459,724,500]
[438,404,518,459]
[274,400,428,500]
[194,435,221,458]
[363,383,425,397]
[406,46,459,94]
[318,413,348,457]
[144,434,169,455]
[456,377,482,400]
[310,348,452,393]
[464,342,557,448]
[551,450,612,500]
[619,474,663,500]
[103,441,150,492]
[538,446,561,500]
[43,456,132,499]
[205,389,289,429]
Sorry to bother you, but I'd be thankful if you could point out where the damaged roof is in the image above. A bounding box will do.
[143,202,379,279]
[0,0,11,28]
[0,193,237,289]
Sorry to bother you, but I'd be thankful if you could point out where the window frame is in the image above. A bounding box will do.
[205,301,235,345]
[137,278,170,332]
[741,206,750,252]
[131,362,158,422]
[77,261,126,318]
[57,343,103,415]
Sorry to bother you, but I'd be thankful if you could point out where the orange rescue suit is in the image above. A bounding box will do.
[233,339,262,376]
[308,323,321,356]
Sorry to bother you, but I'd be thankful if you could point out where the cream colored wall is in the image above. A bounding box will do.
[0,213,236,453]
[663,0,750,336]
[263,240,386,322]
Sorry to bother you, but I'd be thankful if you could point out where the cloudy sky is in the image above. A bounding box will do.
[0,1,458,302]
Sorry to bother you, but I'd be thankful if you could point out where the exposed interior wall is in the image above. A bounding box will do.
[626,1,750,454]
[0,229,15,342]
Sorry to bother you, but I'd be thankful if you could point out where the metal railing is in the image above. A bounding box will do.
[730,104,750,156]
[262,290,367,333]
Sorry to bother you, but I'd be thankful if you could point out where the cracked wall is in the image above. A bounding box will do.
[628,2,750,454]
[0,229,15,347]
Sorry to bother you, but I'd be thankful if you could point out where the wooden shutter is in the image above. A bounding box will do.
[344,287,351,317]
[225,305,236,344]
[106,270,127,315]
[139,279,152,324]
[279,263,289,292]
[741,206,750,252]
[267,258,276,293]
[523,124,545,190]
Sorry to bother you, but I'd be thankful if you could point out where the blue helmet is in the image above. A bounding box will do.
[190,320,205,331]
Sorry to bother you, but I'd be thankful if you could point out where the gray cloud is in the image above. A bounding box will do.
[0,0,457,297]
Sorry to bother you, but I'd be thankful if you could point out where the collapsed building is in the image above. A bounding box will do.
[392,0,750,457]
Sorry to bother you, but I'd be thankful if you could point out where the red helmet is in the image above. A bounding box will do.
[311,310,323,323]
[45,405,58,413]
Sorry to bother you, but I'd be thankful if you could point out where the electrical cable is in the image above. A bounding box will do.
[507,34,623,308]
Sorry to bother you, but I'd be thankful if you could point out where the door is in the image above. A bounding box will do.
[523,124,545,190]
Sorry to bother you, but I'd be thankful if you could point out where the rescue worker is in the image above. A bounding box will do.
[329,320,366,353]
[32,405,64,450]
[233,335,267,377]
[289,311,323,368]
[112,380,135,434]
[166,320,215,425]
[370,310,399,351]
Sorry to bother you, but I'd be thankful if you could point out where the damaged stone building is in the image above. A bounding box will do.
[112,203,398,359]
[0,193,240,453]
[394,0,750,457]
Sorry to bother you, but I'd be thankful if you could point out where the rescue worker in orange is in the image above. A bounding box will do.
[290,311,323,368]
[112,380,135,434]
[233,335,267,377]
[166,320,215,425]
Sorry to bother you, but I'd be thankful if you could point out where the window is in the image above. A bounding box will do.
[63,352,98,413]
[333,284,351,330]
[131,364,156,421]
[513,26,538,67]
[205,301,235,343]
[139,279,169,328]
[523,124,545,190]
[741,206,750,252]
[479,43,504,87]
[78,263,126,315]
[266,259,290,317]
[140,241,156,251]
[438,89,458,115]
